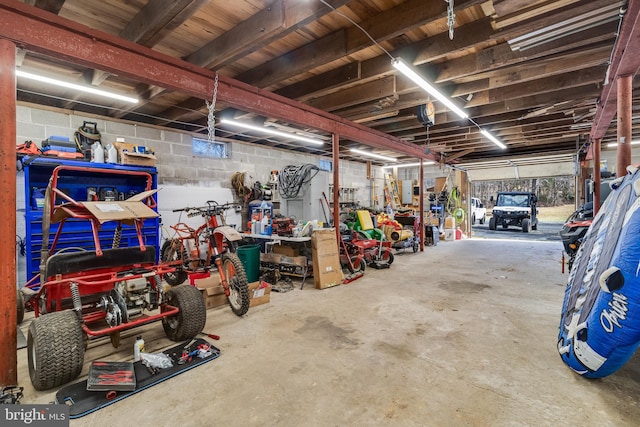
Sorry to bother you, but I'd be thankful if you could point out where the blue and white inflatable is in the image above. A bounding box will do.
[558,166,640,378]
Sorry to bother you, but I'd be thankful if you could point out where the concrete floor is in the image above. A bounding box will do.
[16,237,640,426]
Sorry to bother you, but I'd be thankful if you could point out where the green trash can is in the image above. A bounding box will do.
[237,244,261,283]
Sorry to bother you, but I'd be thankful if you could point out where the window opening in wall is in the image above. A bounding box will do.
[193,137,229,158]
[319,159,332,172]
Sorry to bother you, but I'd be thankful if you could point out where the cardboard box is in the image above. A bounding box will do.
[51,189,159,224]
[273,244,299,257]
[194,273,228,309]
[249,281,271,307]
[311,229,343,289]
[114,141,157,167]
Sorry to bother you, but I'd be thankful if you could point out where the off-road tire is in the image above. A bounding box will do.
[532,222,538,231]
[28,310,85,391]
[221,253,250,316]
[522,218,530,233]
[384,251,395,265]
[17,289,24,324]
[489,217,497,230]
[161,239,188,286]
[162,284,207,341]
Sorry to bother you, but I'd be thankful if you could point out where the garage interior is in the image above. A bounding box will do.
[2,0,640,425]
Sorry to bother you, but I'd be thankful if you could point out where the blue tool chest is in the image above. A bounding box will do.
[21,157,159,283]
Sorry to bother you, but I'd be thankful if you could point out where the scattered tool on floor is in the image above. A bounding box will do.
[200,332,220,340]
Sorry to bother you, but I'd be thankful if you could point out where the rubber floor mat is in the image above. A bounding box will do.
[55,338,220,419]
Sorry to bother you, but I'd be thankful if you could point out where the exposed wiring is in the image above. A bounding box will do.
[603,5,627,86]
[16,235,25,256]
[278,164,320,199]
[319,0,501,152]
[318,0,395,61]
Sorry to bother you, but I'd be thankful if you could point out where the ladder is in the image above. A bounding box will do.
[384,173,401,209]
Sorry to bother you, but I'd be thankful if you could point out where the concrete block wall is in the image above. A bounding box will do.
[15,104,378,236]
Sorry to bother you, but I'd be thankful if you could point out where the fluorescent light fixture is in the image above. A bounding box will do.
[392,58,468,119]
[220,118,324,145]
[480,129,507,149]
[350,148,397,162]
[606,140,640,148]
[381,161,434,169]
[16,70,138,104]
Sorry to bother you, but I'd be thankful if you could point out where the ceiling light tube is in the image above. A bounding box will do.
[392,58,468,119]
[481,129,507,149]
[381,162,434,169]
[350,148,397,162]
[606,140,640,148]
[220,118,324,145]
[16,70,138,104]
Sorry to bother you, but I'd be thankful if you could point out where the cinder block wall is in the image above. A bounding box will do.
[15,104,381,284]
[16,105,372,193]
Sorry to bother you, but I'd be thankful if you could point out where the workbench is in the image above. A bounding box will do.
[242,233,312,289]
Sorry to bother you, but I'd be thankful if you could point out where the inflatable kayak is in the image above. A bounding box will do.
[558,167,640,378]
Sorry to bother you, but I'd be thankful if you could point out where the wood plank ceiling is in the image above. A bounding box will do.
[12,0,639,168]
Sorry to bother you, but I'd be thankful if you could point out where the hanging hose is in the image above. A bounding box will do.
[278,164,320,199]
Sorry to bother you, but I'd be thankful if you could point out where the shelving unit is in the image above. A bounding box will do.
[21,157,159,283]
[328,184,359,206]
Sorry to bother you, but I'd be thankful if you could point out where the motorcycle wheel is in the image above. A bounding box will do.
[161,239,188,286]
[221,253,250,316]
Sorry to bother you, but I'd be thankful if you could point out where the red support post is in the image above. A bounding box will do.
[0,37,17,386]
[593,138,601,216]
[419,159,424,252]
[332,133,340,242]
[616,75,632,177]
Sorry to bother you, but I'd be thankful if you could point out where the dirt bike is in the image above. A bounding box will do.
[161,201,250,316]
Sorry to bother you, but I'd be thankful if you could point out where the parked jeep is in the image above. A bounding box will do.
[489,192,538,233]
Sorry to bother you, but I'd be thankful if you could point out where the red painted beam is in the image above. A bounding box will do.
[0,0,433,160]
[0,38,17,386]
[590,0,640,140]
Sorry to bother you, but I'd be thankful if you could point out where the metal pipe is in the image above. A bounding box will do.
[593,138,601,215]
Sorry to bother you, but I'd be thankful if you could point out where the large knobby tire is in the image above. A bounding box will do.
[161,239,188,286]
[162,284,207,342]
[221,253,250,316]
[489,216,497,230]
[28,310,85,391]
[17,289,24,324]
[522,218,530,233]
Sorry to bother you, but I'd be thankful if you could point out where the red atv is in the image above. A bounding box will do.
[20,165,206,391]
